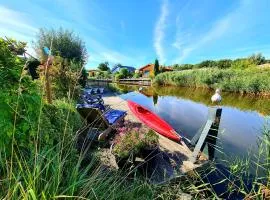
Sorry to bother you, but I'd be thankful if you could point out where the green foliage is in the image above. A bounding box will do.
[0,38,82,156]
[78,67,88,87]
[249,53,266,65]
[133,73,140,78]
[172,53,266,71]
[195,60,216,69]
[114,68,130,80]
[35,28,87,64]
[98,61,110,71]
[49,57,82,100]
[35,28,88,92]
[95,70,111,79]
[0,38,42,155]
[40,100,82,146]
[115,73,125,80]
[119,67,129,77]
[231,58,256,69]
[3,37,27,55]
[173,63,194,71]
[216,59,232,69]
[154,59,160,76]
[154,68,270,94]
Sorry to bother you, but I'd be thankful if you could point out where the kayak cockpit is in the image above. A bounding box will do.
[137,106,150,114]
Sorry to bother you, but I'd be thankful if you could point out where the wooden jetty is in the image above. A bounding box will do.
[102,92,219,182]
[89,78,152,86]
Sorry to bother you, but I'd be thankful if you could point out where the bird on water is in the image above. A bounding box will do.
[211,89,222,104]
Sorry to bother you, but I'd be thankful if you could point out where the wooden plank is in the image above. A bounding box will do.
[190,119,213,163]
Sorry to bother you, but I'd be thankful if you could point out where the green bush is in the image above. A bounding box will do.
[115,73,125,80]
[133,73,140,78]
[0,38,82,157]
[40,100,82,146]
[0,38,42,155]
[113,127,159,159]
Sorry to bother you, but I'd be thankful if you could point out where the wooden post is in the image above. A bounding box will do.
[45,67,52,104]
[190,107,222,163]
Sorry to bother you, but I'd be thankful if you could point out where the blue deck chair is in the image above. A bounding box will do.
[96,88,104,94]
[76,104,126,141]
[80,93,104,105]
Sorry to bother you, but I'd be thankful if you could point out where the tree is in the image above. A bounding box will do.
[195,60,216,68]
[114,63,122,68]
[154,59,160,76]
[35,28,88,100]
[249,53,266,65]
[119,68,129,77]
[98,62,110,71]
[216,59,232,69]
[35,28,87,64]
[78,68,88,88]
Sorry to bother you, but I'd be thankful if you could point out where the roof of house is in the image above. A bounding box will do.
[138,64,154,71]
[111,65,135,72]
[138,64,173,71]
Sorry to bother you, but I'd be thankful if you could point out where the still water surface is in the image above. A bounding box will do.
[113,84,270,161]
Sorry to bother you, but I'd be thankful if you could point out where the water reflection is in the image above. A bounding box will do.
[111,83,270,116]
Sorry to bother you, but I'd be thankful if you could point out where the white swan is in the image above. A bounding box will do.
[211,89,222,104]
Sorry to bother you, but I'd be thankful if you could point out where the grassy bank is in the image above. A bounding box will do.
[154,67,270,95]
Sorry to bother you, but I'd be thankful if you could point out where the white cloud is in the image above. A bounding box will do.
[154,0,169,63]
[0,6,38,57]
[172,0,260,63]
[0,6,38,41]
[0,6,37,33]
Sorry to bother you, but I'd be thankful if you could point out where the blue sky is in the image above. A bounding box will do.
[0,0,269,69]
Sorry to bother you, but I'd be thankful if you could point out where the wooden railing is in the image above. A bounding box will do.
[89,78,152,86]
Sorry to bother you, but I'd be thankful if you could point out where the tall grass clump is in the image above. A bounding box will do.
[154,67,270,95]
[214,121,270,199]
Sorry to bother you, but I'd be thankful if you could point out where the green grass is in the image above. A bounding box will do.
[154,67,270,95]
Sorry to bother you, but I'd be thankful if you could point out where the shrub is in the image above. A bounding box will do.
[133,73,140,78]
[35,28,87,64]
[0,38,82,157]
[113,122,159,158]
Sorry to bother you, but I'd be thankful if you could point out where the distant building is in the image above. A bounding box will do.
[88,69,99,77]
[111,65,136,74]
[138,64,173,77]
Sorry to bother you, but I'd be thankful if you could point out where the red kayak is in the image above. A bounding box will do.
[127,100,181,142]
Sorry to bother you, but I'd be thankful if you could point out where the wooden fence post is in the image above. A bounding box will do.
[190,107,222,163]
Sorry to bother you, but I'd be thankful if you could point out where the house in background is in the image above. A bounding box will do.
[138,64,154,77]
[138,64,173,77]
[111,65,136,74]
[88,69,99,77]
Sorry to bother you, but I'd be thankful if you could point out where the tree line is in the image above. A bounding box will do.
[172,53,269,71]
